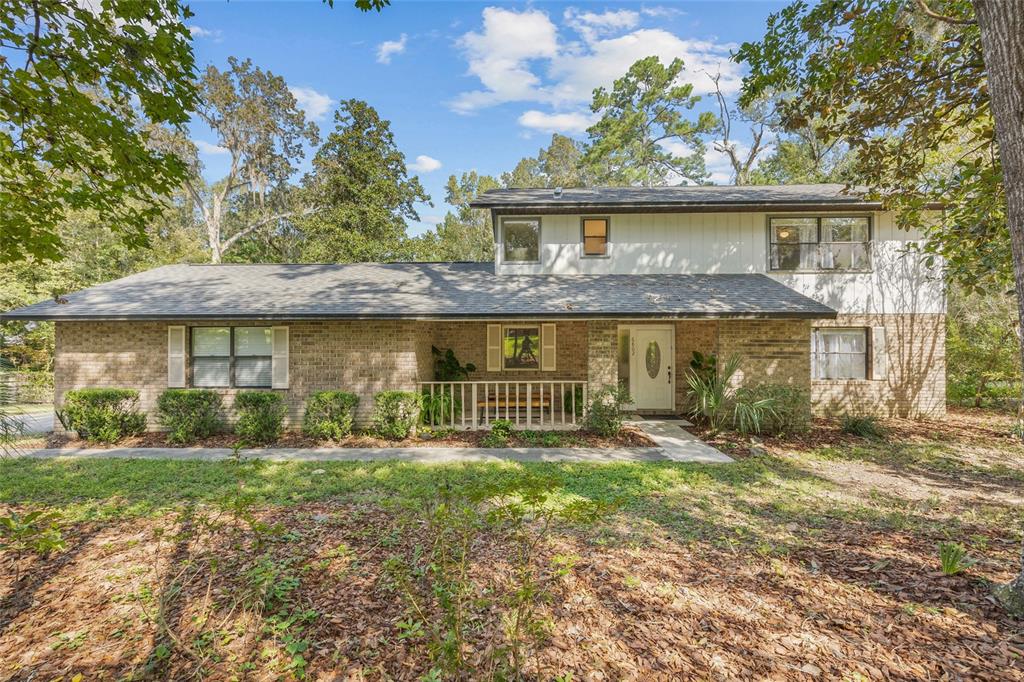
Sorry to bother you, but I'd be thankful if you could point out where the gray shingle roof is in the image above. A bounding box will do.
[471,183,880,211]
[1,262,836,321]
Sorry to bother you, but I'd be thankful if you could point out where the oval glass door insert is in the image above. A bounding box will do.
[645,341,661,379]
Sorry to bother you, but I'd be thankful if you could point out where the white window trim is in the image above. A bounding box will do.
[767,214,873,273]
[812,327,870,381]
[190,326,275,389]
[501,323,542,371]
[500,216,542,264]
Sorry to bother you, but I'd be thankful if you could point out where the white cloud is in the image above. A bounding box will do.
[188,25,223,41]
[376,34,408,64]
[450,7,559,114]
[564,8,639,43]
[289,86,333,121]
[640,6,684,19]
[409,155,442,173]
[194,140,228,155]
[518,109,595,135]
[450,7,742,116]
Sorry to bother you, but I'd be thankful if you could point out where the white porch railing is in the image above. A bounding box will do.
[418,381,587,430]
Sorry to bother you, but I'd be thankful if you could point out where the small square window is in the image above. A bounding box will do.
[503,326,540,370]
[582,217,609,256]
[503,218,540,263]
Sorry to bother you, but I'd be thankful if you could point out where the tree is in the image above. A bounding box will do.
[412,172,498,262]
[736,0,1024,615]
[749,125,857,185]
[0,0,197,264]
[706,73,775,185]
[502,134,593,189]
[946,285,1021,407]
[175,57,318,263]
[584,57,717,187]
[298,100,429,263]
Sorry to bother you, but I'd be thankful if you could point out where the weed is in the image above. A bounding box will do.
[841,414,887,439]
[938,542,976,575]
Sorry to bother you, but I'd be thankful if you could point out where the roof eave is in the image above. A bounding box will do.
[471,201,945,213]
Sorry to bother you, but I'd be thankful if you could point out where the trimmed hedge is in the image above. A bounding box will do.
[303,391,359,440]
[234,391,286,445]
[59,388,146,443]
[372,391,421,440]
[156,389,224,444]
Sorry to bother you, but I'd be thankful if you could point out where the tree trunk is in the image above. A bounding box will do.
[973,0,1024,615]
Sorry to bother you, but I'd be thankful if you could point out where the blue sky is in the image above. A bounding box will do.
[187,0,787,235]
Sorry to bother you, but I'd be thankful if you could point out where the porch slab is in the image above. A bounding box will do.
[15,443,732,464]
[626,420,735,464]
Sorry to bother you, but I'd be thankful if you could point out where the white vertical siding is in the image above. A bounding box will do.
[494,210,945,315]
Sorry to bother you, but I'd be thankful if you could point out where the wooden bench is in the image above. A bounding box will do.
[476,396,552,410]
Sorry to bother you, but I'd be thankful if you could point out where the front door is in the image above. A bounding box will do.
[631,326,674,411]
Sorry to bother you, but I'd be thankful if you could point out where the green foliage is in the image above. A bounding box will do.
[60,388,146,443]
[234,391,286,445]
[372,391,421,440]
[408,171,497,262]
[431,346,476,381]
[584,56,717,187]
[689,351,718,383]
[0,0,197,264]
[737,0,1008,290]
[841,415,887,440]
[302,391,359,440]
[0,358,25,456]
[482,419,514,447]
[0,509,65,556]
[156,389,224,444]
[421,388,460,428]
[299,99,429,263]
[584,385,632,437]
[562,384,585,418]
[938,542,976,576]
[686,355,742,434]
[734,384,810,436]
[501,134,594,189]
[946,285,1021,409]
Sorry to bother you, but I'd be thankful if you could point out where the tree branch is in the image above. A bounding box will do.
[220,206,316,253]
[914,0,977,26]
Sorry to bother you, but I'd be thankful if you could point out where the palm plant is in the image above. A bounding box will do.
[686,354,741,433]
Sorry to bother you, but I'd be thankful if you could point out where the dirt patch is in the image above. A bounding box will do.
[44,425,655,450]
[1,503,1021,680]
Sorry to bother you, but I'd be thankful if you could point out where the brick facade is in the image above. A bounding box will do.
[811,313,946,418]
[53,313,945,431]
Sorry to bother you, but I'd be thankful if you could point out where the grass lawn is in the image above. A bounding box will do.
[0,408,1022,679]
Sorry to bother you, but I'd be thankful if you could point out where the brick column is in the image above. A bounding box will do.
[586,320,618,393]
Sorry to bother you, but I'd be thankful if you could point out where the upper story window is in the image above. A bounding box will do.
[191,326,273,388]
[502,217,541,263]
[769,216,871,272]
[581,217,609,257]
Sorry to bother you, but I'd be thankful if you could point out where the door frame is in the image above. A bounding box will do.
[618,324,676,412]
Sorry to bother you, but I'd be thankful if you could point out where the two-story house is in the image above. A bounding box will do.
[1,184,946,430]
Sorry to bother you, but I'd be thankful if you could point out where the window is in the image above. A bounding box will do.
[191,327,273,388]
[503,325,540,370]
[582,217,609,256]
[503,217,540,262]
[812,328,868,380]
[769,216,870,271]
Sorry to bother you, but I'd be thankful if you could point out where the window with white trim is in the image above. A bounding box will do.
[502,217,541,262]
[812,328,868,380]
[503,325,540,370]
[770,216,870,271]
[191,327,273,388]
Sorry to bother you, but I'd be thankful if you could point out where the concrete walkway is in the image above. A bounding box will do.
[627,419,735,464]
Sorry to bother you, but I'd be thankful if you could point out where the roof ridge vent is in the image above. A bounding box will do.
[553,186,562,198]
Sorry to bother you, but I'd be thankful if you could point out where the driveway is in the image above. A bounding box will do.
[10,408,53,434]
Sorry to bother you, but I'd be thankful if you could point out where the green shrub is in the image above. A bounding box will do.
[483,419,514,447]
[938,542,976,576]
[303,391,359,440]
[372,391,421,440]
[584,385,632,437]
[686,354,741,433]
[562,384,584,417]
[421,387,461,426]
[841,414,887,440]
[733,384,810,436]
[59,388,146,442]
[234,391,286,445]
[156,389,224,444]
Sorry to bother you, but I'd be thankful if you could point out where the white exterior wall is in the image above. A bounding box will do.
[494,211,945,315]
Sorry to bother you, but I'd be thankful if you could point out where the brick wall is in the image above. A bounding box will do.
[811,313,946,418]
[586,320,618,391]
[674,320,718,411]
[716,319,813,390]
[55,320,421,429]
